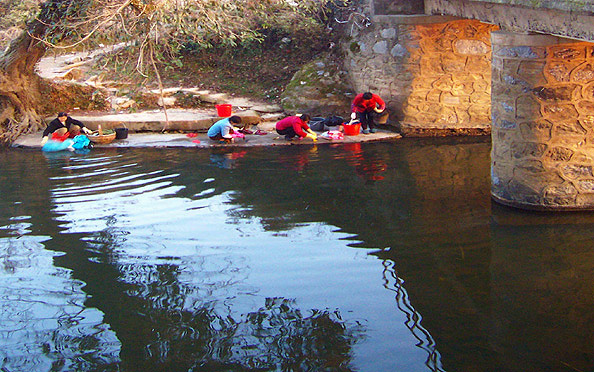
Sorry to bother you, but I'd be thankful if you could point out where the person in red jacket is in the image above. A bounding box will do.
[275,114,317,141]
[351,92,386,134]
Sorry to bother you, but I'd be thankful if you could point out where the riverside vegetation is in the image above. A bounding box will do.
[0,0,353,144]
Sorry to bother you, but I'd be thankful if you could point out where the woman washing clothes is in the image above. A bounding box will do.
[275,114,317,141]
[207,115,243,143]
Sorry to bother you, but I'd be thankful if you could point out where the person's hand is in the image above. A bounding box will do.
[82,127,92,135]
[40,136,48,146]
[307,133,317,141]
[351,112,357,120]
[374,107,384,113]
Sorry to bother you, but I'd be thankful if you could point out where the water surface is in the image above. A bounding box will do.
[1,139,593,372]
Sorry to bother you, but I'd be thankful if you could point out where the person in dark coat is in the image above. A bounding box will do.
[41,112,92,145]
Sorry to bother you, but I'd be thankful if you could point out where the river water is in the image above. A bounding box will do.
[0,138,593,372]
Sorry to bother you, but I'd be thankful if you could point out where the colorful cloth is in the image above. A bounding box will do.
[72,135,91,150]
[42,139,74,152]
[320,130,344,140]
[51,131,70,142]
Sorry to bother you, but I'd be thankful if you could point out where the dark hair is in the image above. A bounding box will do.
[300,114,310,122]
[229,115,242,124]
[362,92,373,100]
[57,112,68,117]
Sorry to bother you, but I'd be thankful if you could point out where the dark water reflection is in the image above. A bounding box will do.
[1,138,593,371]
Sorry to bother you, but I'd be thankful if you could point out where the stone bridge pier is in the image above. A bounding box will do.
[342,0,594,210]
[490,31,594,210]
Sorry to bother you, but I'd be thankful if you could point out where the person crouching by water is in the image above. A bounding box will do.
[351,92,386,134]
[207,115,242,144]
[275,114,317,142]
[41,112,92,145]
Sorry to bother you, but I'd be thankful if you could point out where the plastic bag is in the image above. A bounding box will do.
[42,139,74,152]
[320,130,344,140]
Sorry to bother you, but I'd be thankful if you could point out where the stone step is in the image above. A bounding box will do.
[48,109,263,133]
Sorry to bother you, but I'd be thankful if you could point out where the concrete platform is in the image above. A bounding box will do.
[13,116,402,149]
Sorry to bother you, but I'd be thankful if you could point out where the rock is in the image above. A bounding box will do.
[56,68,84,81]
[149,88,182,96]
[226,97,259,108]
[158,96,177,107]
[109,96,136,110]
[181,88,208,95]
[261,112,285,122]
[251,104,283,113]
[84,75,105,87]
[235,109,262,125]
[279,54,354,117]
[200,92,229,104]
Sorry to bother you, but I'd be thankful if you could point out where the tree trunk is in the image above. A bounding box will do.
[0,0,84,145]
[0,31,46,145]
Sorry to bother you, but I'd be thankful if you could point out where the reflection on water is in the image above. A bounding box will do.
[1,138,594,371]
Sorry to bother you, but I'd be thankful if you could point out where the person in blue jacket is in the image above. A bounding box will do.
[207,115,242,143]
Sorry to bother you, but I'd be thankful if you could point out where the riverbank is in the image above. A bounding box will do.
[19,49,401,149]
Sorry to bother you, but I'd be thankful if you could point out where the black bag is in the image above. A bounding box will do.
[309,117,326,132]
[310,115,344,132]
[322,115,344,128]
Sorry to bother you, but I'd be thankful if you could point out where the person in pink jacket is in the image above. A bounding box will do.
[351,92,386,134]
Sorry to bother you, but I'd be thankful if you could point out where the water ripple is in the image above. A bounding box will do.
[0,233,121,370]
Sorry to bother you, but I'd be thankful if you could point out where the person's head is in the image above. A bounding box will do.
[362,92,373,100]
[69,125,81,136]
[229,115,242,125]
[57,112,68,124]
[299,114,310,123]
[55,127,68,136]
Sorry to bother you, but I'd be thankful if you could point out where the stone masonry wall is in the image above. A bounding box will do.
[491,31,594,210]
[343,15,498,135]
[403,20,499,135]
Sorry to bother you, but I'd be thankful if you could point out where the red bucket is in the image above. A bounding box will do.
[215,104,232,117]
[343,123,361,136]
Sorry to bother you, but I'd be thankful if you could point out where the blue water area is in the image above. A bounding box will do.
[1,138,593,372]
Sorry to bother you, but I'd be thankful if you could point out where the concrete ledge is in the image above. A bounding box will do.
[372,14,460,24]
[45,109,263,133]
[491,30,568,46]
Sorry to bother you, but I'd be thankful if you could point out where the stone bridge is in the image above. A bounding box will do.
[344,0,594,210]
